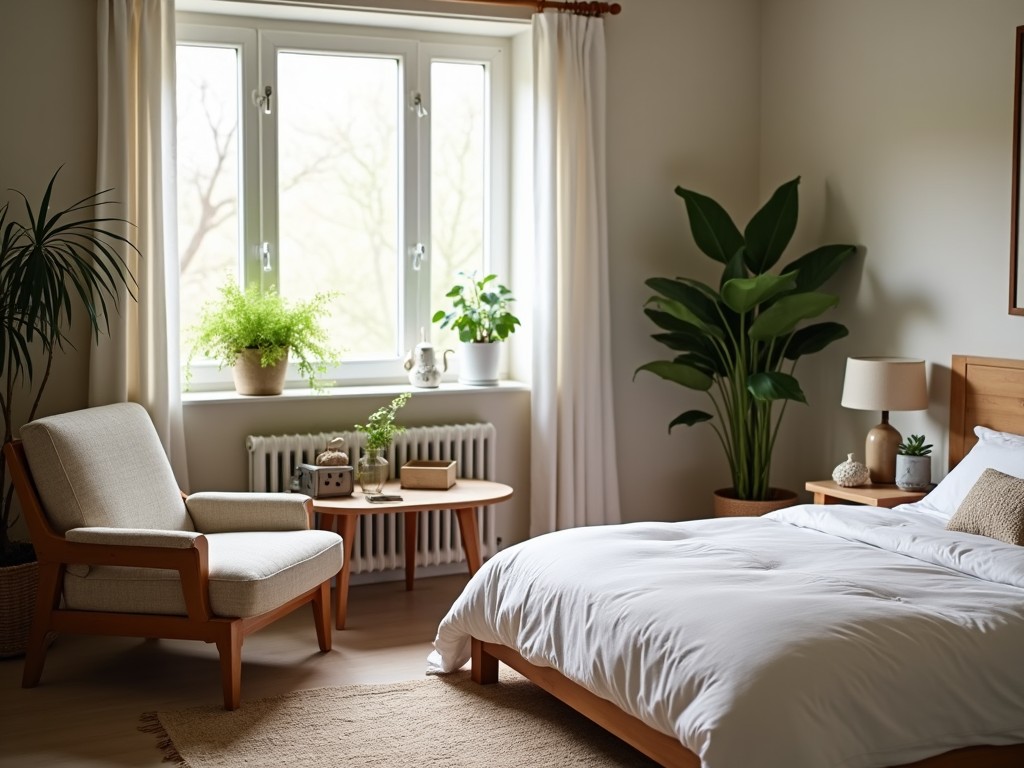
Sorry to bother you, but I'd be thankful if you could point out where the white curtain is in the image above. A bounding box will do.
[530,10,620,535]
[93,0,188,488]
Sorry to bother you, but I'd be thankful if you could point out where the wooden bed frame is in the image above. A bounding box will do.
[470,354,1024,768]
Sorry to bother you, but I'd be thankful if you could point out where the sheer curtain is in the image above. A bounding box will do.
[530,10,620,535]
[93,0,188,487]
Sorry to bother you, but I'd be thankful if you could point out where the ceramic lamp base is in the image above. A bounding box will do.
[866,421,901,484]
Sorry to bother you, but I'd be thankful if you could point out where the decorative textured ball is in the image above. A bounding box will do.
[832,453,870,487]
[316,436,349,467]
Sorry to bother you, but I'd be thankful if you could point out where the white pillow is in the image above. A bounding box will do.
[918,426,1024,519]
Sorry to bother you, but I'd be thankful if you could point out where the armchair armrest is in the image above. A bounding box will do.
[65,527,202,548]
[185,492,313,533]
[60,527,212,620]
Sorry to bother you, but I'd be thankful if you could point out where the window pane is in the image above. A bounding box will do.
[430,61,487,349]
[175,44,241,359]
[277,51,400,360]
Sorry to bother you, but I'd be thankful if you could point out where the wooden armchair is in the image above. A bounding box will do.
[4,402,343,710]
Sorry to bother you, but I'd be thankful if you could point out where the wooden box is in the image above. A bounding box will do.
[400,460,456,490]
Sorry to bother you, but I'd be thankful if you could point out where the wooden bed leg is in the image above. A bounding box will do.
[471,638,499,684]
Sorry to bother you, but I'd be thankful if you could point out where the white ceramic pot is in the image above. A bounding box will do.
[895,454,931,491]
[458,341,500,386]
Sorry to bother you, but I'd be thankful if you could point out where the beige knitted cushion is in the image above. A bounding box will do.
[62,529,343,618]
[946,468,1024,545]
[20,402,192,535]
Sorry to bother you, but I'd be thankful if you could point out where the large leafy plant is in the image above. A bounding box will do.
[636,177,856,501]
[186,281,338,391]
[0,168,138,564]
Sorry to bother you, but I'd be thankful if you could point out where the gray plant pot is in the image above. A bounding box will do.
[895,454,931,491]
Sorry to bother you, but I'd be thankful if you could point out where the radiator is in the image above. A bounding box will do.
[246,423,497,575]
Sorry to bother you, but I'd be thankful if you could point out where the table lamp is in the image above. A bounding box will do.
[840,357,928,484]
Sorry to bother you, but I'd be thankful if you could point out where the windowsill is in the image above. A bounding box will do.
[182,379,530,405]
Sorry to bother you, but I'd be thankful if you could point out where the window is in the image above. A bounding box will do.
[176,20,509,389]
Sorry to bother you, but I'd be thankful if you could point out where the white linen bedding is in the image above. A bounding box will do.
[428,504,1024,768]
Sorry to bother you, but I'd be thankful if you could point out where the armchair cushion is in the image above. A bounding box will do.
[186,492,312,533]
[20,402,192,535]
[63,529,342,618]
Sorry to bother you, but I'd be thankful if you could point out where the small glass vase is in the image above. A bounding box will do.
[357,447,389,494]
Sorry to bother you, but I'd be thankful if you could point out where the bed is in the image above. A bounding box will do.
[428,355,1024,767]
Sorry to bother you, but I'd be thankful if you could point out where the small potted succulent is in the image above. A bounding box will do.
[186,281,338,395]
[354,392,411,493]
[432,271,520,385]
[895,434,932,491]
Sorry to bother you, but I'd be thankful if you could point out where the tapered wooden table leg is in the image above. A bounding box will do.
[404,511,417,591]
[335,515,357,630]
[454,506,482,574]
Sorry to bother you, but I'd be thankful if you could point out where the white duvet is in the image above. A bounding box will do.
[427,504,1024,768]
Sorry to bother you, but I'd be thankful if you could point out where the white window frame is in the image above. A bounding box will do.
[176,15,511,391]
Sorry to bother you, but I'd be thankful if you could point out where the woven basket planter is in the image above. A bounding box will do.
[712,488,798,518]
[0,559,38,658]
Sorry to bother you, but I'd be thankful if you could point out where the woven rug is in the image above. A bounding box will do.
[140,669,660,767]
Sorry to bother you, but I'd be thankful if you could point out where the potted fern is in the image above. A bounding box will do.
[186,281,338,395]
[1,168,138,655]
[636,177,857,515]
[432,271,520,385]
[895,434,932,491]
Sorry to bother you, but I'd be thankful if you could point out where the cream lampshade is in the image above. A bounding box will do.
[840,357,928,484]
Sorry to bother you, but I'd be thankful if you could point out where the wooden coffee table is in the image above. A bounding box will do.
[312,479,513,629]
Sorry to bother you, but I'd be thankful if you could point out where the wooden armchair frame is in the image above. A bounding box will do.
[4,440,333,710]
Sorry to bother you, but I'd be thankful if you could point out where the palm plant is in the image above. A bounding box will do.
[636,177,856,501]
[0,168,138,564]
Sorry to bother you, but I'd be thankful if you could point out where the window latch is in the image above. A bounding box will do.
[411,243,427,271]
[261,241,272,272]
[409,92,428,118]
[254,85,272,115]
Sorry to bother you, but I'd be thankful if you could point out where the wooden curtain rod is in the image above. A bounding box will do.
[437,0,622,16]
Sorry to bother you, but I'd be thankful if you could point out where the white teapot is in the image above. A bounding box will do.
[404,332,453,389]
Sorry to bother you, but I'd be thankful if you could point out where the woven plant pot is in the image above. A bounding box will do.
[0,559,38,658]
[712,488,799,518]
[232,348,288,396]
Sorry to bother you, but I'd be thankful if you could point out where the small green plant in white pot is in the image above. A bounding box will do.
[895,434,932,491]
[432,271,520,385]
[186,281,338,395]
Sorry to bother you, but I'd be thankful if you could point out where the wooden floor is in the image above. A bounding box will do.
[0,573,470,768]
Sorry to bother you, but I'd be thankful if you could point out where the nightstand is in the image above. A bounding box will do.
[804,480,928,508]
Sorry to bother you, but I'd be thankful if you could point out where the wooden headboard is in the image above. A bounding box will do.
[949,355,1024,470]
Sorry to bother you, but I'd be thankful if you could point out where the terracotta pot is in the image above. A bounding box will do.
[232,348,288,396]
[712,487,799,518]
[0,560,39,658]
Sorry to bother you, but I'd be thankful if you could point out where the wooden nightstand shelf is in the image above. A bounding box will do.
[804,480,928,508]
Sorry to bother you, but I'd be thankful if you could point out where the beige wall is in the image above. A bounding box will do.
[5,0,1020,542]
[0,0,98,441]
[759,0,1024,488]
[607,0,762,520]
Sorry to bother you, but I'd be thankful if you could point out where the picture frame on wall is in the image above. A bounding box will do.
[1009,25,1024,315]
